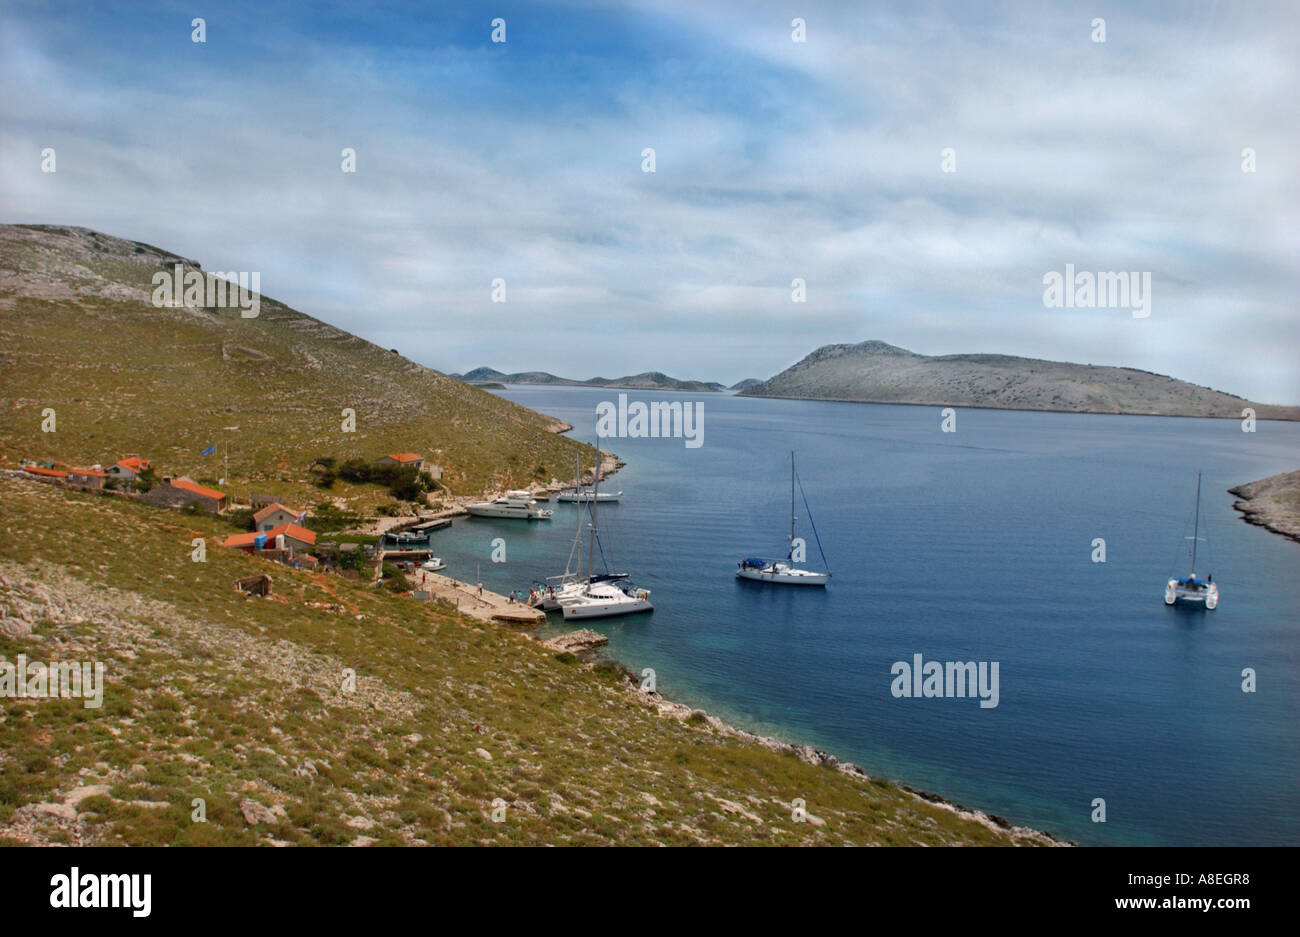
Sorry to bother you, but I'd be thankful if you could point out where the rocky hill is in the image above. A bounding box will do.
[453,367,721,393]
[740,341,1299,419]
[0,225,589,501]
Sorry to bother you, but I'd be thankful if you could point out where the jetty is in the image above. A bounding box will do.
[411,569,545,626]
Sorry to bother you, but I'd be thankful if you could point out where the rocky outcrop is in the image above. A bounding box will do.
[543,630,610,655]
[1230,470,1300,543]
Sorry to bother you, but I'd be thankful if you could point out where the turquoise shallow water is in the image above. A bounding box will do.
[427,385,1300,845]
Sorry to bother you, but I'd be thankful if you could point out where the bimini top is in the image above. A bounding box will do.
[1174,576,1211,585]
[741,557,771,566]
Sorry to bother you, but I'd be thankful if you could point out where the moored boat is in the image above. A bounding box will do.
[1164,471,1219,610]
[466,490,553,520]
[555,487,621,503]
[736,451,831,587]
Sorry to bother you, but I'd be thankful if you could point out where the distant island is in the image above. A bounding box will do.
[451,367,723,394]
[740,340,1300,420]
[729,378,762,392]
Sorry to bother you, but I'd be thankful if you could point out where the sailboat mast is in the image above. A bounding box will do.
[1191,471,1201,572]
[566,453,582,580]
[587,444,598,581]
[789,450,796,558]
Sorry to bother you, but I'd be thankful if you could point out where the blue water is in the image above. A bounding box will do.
[430,385,1300,845]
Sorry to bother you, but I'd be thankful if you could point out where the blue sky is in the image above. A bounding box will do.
[2,0,1297,400]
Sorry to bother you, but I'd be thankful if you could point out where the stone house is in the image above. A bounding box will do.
[67,468,109,489]
[140,476,228,513]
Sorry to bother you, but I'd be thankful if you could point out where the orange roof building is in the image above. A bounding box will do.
[168,478,226,501]
[223,522,316,551]
[109,457,151,478]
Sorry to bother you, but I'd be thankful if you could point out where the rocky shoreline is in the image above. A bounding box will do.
[540,627,1067,846]
[1229,470,1300,544]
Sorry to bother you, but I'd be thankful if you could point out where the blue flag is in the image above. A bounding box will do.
[201,444,217,456]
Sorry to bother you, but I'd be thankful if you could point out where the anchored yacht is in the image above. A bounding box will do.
[736,451,831,586]
[466,490,552,520]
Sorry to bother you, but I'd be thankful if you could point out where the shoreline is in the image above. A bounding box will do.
[734,391,1300,423]
[568,636,1067,846]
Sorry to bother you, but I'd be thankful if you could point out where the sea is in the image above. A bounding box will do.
[426,384,1299,845]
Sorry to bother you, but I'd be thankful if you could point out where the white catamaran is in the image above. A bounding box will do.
[737,451,831,586]
[1165,471,1219,610]
[528,455,627,611]
[552,448,652,620]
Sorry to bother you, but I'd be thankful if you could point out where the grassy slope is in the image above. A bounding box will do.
[0,224,589,508]
[0,477,1040,845]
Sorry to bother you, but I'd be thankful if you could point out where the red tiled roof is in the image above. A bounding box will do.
[268,522,316,545]
[386,452,422,463]
[116,457,150,472]
[23,466,68,478]
[169,478,226,501]
[253,502,296,524]
[222,522,316,550]
[69,468,109,477]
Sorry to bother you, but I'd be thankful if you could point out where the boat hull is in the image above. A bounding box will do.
[555,490,621,503]
[1165,579,1219,609]
[466,505,551,519]
[560,596,653,620]
[736,565,830,586]
[558,582,653,620]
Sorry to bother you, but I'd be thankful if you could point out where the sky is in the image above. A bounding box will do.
[2,0,1297,401]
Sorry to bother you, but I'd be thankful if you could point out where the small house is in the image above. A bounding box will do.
[108,456,151,480]
[223,522,316,553]
[378,452,423,471]
[253,502,302,531]
[22,465,68,480]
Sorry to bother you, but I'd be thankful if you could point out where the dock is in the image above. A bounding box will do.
[403,517,453,533]
[410,569,545,626]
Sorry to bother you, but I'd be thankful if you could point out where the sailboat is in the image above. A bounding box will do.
[1165,471,1219,610]
[737,451,831,586]
[554,446,652,620]
[528,454,627,611]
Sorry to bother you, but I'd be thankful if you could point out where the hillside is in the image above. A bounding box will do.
[729,378,762,391]
[454,367,721,393]
[741,341,1300,419]
[0,225,591,504]
[0,474,1052,845]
